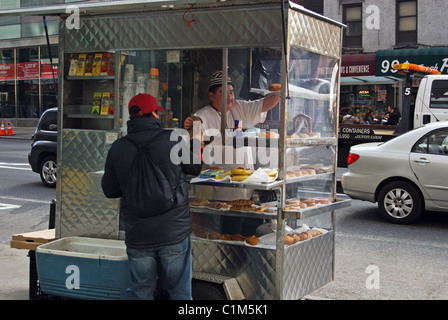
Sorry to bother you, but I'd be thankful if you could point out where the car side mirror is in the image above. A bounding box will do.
[48,124,58,131]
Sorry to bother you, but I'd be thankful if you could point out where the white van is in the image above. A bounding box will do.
[414,75,448,127]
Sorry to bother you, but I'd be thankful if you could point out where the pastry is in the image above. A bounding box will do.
[298,232,310,241]
[255,205,270,212]
[194,229,208,239]
[228,199,254,206]
[231,174,251,182]
[284,234,295,245]
[285,199,301,206]
[269,83,281,91]
[231,234,245,241]
[231,204,256,211]
[220,234,232,241]
[245,235,259,246]
[208,231,221,240]
[315,198,330,204]
[231,168,252,175]
[300,198,316,204]
[190,199,210,206]
[307,229,322,237]
[207,202,230,209]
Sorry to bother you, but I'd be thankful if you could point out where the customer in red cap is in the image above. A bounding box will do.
[101,93,203,300]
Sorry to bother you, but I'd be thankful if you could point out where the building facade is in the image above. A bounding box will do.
[324,0,448,122]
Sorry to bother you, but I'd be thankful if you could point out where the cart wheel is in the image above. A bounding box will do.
[192,281,227,300]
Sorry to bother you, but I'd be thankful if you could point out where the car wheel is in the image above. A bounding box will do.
[378,181,423,224]
[40,155,57,188]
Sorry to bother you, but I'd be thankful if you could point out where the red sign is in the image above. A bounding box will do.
[17,62,39,79]
[0,63,14,80]
[41,64,58,78]
[342,53,376,77]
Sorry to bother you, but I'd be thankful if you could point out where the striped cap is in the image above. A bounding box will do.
[209,70,232,89]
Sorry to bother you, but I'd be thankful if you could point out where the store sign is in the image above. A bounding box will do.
[0,62,58,80]
[41,64,59,78]
[0,63,14,80]
[376,48,448,77]
[341,53,376,77]
[17,62,39,79]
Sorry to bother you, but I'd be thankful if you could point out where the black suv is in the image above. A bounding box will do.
[28,108,57,187]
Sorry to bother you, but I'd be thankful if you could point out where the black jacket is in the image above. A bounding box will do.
[101,116,202,248]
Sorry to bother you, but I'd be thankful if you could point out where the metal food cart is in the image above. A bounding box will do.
[4,0,350,300]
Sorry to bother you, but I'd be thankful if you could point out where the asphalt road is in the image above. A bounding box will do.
[1,139,447,300]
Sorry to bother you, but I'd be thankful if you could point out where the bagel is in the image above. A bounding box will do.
[269,83,281,91]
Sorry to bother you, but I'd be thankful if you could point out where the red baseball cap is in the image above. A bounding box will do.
[128,93,164,117]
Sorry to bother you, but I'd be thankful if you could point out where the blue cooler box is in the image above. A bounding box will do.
[36,237,132,299]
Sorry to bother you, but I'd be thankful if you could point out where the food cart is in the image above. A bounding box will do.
[6,0,350,300]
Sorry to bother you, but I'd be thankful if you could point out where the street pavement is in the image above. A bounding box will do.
[1,125,35,300]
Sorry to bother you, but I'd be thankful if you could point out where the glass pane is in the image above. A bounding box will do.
[17,47,39,118]
[346,22,362,36]
[399,17,417,31]
[346,6,362,21]
[0,49,15,117]
[399,1,416,16]
[120,49,183,132]
[288,47,339,137]
[41,45,58,112]
[430,80,448,109]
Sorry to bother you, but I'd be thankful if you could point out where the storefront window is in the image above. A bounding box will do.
[40,45,58,112]
[17,47,40,118]
[0,49,15,118]
[340,84,395,123]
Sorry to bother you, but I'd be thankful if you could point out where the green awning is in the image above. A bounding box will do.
[376,48,448,77]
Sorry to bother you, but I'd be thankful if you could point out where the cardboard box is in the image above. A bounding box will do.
[100,92,111,115]
[92,53,102,76]
[92,92,101,114]
[84,53,94,76]
[75,53,86,76]
[100,53,111,75]
[68,56,78,76]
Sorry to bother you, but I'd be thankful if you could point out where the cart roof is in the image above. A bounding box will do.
[0,0,345,27]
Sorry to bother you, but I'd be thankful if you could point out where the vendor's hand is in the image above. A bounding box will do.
[184,116,193,130]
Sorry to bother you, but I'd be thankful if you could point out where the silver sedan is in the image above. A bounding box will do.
[342,122,448,224]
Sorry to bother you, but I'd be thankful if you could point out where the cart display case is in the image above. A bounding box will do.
[43,0,348,300]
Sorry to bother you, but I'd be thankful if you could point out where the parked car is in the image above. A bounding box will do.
[28,108,57,187]
[342,121,448,224]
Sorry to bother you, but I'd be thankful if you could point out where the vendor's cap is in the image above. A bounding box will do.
[128,93,164,117]
[209,70,232,90]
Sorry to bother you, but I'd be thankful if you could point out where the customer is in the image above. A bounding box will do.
[383,106,400,125]
[363,109,374,125]
[101,93,203,300]
[341,111,361,124]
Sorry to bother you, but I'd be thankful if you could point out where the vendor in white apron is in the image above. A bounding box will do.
[187,71,280,234]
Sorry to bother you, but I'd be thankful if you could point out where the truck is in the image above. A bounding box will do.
[338,63,448,167]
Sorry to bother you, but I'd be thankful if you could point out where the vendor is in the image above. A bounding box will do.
[184,70,280,132]
[187,70,281,235]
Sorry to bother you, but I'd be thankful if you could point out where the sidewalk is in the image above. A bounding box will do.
[0,126,35,140]
[0,244,30,300]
